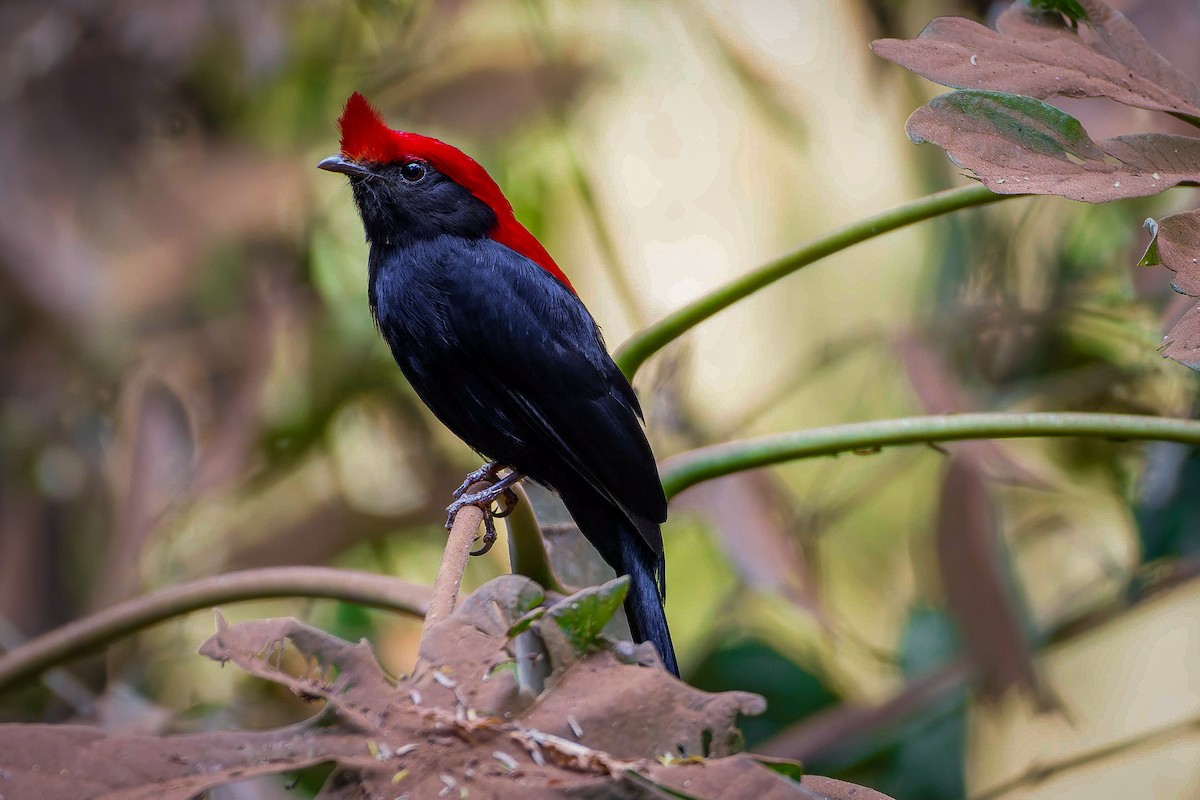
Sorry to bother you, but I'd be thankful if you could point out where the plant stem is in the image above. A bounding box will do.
[659,412,1200,499]
[421,483,488,636]
[506,484,567,593]
[614,184,1010,379]
[0,567,431,694]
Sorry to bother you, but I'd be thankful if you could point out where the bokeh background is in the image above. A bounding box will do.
[2,1,1199,798]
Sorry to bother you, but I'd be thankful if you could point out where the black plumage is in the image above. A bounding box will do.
[323,137,678,676]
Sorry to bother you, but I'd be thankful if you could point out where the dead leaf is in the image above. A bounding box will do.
[197,611,397,732]
[673,472,827,622]
[1160,305,1200,370]
[525,649,765,760]
[875,0,1200,370]
[0,576,855,798]
[0,724,367,800]
[935,457,1049,706]
[905,90,1200,202]
[1142,209,1200,295]
[893,332,1052,488]
[797,774,899,800]
[871,1,1200,121]
[1141,209,1200,370]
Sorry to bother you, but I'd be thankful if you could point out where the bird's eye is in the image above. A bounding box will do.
[400,161,426,182]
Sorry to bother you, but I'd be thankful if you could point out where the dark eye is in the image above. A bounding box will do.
[400,161,426,182]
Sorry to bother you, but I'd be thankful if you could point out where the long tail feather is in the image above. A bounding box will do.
[559,486,679,677]
[620,531,679,676]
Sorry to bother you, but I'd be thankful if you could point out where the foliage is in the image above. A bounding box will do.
[873,0,1200,369]
[1,0,1199,798]
[0,577,827,798]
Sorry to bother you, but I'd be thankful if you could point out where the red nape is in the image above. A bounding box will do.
[336,92,575,293]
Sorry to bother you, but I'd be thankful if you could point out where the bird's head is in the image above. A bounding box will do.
[319,92,573,291]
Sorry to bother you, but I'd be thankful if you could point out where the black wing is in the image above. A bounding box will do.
[382,237,667,552]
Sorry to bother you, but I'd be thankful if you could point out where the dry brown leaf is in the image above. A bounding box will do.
[893,332,1052,488]
[935,457,1048,705]
[1160,305,1200,370]
[673,472,826,622]
[639,760,875,800]
[0,576,867,798]
[906,92,1200,202]
[198,612,398,732]
[871,1,1200,120]
[871,0,1200,197]
[875,0,1200,370]
[1145,209,1200,296]
[1142,209,1200,369]
[0,724,367,800]
[524,649,764,759]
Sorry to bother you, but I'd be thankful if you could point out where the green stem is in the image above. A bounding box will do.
[659,412,1200,499]
[614,184,1010,379]
[0,567,431,693]
[506,485,567,593]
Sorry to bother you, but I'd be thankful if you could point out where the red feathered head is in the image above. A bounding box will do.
[335,92,573,291]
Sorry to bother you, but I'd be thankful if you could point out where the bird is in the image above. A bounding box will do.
[318,92,678,676]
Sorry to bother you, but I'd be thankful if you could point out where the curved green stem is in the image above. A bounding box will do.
[506,485,567,593]
[0,567,431,694]
[659,412,1200,499]
[614,184,1010,379]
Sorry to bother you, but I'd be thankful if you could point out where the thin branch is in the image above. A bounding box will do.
[421,482,488,635]
[659,412,1200,499]
[759,659,971,761]
[614,184,1010,379]
[0,614,95,712]
[506,484,567,593]
[0,567,431,694]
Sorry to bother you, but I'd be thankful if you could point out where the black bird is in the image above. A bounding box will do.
[319,92,677,676]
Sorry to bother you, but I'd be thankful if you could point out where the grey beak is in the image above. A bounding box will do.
[317,155,373,177]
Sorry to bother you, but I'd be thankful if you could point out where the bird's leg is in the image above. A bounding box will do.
[445,469,525,556]
[452,461,504,500]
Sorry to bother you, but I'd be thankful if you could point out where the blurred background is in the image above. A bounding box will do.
[2,0,1199,797]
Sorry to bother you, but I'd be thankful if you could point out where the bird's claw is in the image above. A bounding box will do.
[492,487,519,518]
[445,469,524,557]
[471,516,499,556]
[452,461,503,500]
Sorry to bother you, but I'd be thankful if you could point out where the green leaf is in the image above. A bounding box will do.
[753,756,805,782]
[1022,0,1089,27]
[506,607,545,638]
[917,91,1101,163]
[544,576,630,655]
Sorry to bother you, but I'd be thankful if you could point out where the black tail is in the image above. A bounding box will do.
[619,531,679,677]
[559,487,679,677]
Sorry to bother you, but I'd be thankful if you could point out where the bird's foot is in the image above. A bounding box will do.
[445,469,524,556]
[452,461,504,500]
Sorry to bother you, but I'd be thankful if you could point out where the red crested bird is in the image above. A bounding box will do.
[318,92,678,676]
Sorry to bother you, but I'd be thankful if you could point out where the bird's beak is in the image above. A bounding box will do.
[317,155,373,178]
